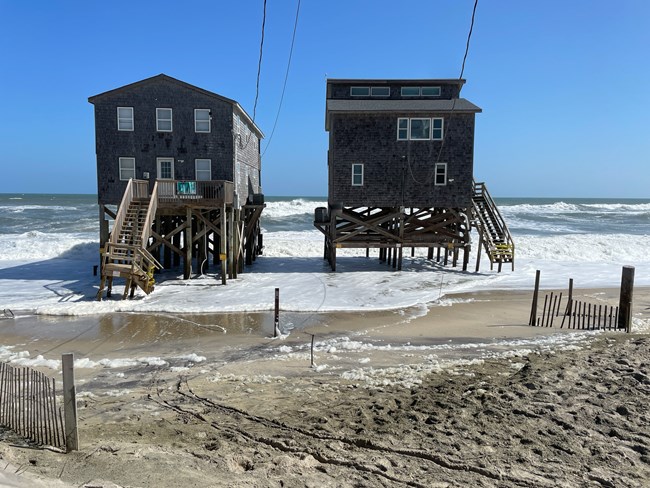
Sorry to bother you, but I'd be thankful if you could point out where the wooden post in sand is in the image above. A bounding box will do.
[529,270,541,326]
[274,288,280,337]
[62,353,78,452]
[618,266,635,332]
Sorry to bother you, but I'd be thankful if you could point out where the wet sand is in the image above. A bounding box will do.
[1,287,649,487]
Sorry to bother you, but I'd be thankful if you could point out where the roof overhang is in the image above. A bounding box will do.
[325,98,482,130]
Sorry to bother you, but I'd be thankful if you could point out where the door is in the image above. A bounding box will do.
[157,158,174,180]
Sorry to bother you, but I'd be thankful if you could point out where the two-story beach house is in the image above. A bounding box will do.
[315,78,514,272]
[89,74,265,299]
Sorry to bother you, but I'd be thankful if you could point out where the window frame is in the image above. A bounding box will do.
[195,158,212,181]
[117,107,134,131]
[432,117,444,140]
[401,86,421,97]
[351,163,364,186]
[350,86,370,97]
[434,163,447,186]
[370,86,390,97]
[421,86,441,96]
[156,108,173,132]
[194,109,211,133]
[409,118,431,140]
[118,157,136,181]
[397,118,409,140]
[156,157,175,180]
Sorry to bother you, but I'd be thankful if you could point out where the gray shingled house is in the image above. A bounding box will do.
[315,78,514,272]
[89,74,265,299]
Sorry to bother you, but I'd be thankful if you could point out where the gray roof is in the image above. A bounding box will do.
[326,98,481,130]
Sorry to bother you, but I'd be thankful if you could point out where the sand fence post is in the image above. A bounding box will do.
[618,266,635,333]
[274,288,280,338]
[62,353,78,452]
[529,270,541,326]
[309,334,315,368]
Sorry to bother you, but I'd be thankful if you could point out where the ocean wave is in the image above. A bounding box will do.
[0,232,98,261]
[0,205,81,212]
[263,198,327,219]
[501,201,650,216]
[515,233,650,262]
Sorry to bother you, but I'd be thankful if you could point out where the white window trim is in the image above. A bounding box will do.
[194,109,211,133]
[117,107,134,131]
[421,86,441,96]
[370,86,390,97]
[397,118,409,140]
[401,87,421,97]
[351,163,364,186]
[432,117,444,140]
[195,158,212,180]
[397,117,444,141]
[118,157,136,181]
[350,86,370,97]
[434,163,447,186]
[409,118,431,140]
[156,108,173,132]
[156,157,175,180]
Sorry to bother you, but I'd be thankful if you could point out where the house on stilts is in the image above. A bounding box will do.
[89,74,265,299]
[314,79,514,272]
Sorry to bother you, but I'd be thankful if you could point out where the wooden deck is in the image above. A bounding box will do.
[98,179,264,300]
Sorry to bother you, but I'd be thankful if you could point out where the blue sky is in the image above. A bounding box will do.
[1,0,648,198]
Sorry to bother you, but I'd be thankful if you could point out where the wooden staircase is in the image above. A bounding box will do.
[97,180,162,300]
[471,181,515,271]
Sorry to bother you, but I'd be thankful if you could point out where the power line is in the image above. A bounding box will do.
[406,0,479,185]
[262,0,301,157]
[253,0,267,122]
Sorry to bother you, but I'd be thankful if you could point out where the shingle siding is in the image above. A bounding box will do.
[326,79,478,209]
[91,76,261,206]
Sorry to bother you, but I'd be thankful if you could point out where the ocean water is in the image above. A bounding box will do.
[0,193,648,315]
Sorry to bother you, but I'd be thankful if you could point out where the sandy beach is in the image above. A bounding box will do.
[1,286,649,487]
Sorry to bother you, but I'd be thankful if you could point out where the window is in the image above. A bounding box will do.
[397,117,444,140]
[435,163,447,186]
[401,87,420,96]
[350,86,370,96]
[195,159,211,180]
[432,118,444,140]
[410,118,431,140]
[352,164,364,186]
[397,118,409,140]
[370,86,390,97]
[401,86,441,97]
[195,109,211,133]
[117,107,133,131]
[156,108,173,132]
[119,157,135,181]
[421,86,441,96]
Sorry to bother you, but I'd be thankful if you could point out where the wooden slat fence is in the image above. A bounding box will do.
[533,291,622,331]
[0,362,66,449]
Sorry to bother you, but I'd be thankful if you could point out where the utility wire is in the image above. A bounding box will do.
[406,0,479,185]
[253,0,267,122]
[238,0,267,152]
[262,0,301,157]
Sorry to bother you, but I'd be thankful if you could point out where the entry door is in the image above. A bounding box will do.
[157,158,175,180]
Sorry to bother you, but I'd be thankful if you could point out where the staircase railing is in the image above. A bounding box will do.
[109,179,150,245]
[472,181,515,268]
[140,181,158,250]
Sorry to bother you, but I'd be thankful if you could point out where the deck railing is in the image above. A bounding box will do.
[156,180,234,206]
[110,179,150,245]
